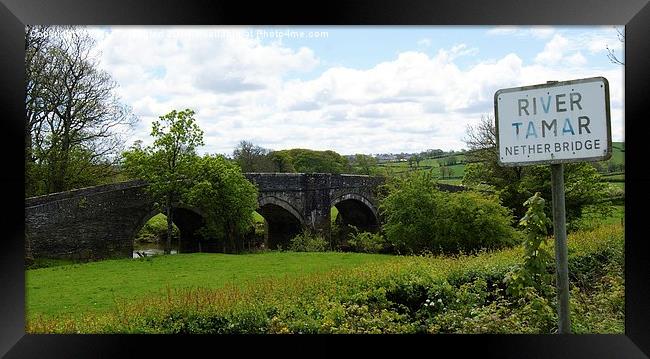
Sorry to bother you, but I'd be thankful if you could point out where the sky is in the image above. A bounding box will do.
[86,26,624,156]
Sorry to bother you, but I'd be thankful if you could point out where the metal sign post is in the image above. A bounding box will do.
[494,77,612,334]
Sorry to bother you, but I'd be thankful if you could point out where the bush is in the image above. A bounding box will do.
[381,171,520,254]
[348,231,387,253]
[288,231,329,252]
[135,214,179,243]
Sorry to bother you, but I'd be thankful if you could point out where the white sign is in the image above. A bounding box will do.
[495,77,611,166]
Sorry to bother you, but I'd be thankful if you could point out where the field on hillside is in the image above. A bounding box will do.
[372,142,624,188]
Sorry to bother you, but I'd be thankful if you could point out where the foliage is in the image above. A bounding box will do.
[270,149,350,174]
[463,115,611,228]
[134,214,180,243]
[122,109,204,253]
[380,171,519,254]
[504,192,554,297]
[184,154,259,253]
[570,263,624,333]
[288,231,329,252]
[522,164,612,230]
[347,231,387,254]
[351,154,378,175]
[27,224,623,334]
[25,26,136,196]
[232,140,274,172]
[268,151,295,173]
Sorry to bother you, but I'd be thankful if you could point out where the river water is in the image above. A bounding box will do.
[132,242,178,258]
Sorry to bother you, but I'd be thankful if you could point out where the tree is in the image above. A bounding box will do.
[606,27,624,66]
[380,171,518,254]
[272,149,350,174]
[439,165,449,179]
[185,154,259,253]
[352,154,377,175]
[462,114,610,227]
[233,140,274,172]
[413,154,422,168]
[268,151,295,173]
[25,26,135,196]
[122,109,204,254]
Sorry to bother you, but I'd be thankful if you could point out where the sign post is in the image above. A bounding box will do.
[550,162,570,333]
[494,77,612,334]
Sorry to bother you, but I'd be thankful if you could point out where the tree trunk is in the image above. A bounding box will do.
[25,124,35,196]
[165,197,173,254]
[227,222,236,254]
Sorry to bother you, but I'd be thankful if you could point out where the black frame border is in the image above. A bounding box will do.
[1,0,649,357]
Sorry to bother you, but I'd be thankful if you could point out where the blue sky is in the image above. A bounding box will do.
[89,26,624,155]
[253,26,621,77]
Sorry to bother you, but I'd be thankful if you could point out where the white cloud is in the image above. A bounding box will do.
[535,34,570,64]
[486,26,520,36]
[487,26,555,39]
[529,27,556,39]
[89,27,624,155]
[566,52,587,66]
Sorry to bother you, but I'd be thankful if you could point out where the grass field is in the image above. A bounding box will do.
[26,251,396,318]
[372,142,624,183]
[26,223,624,334]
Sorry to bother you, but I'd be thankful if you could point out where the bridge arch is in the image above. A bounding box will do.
[257,196,305,250]
[331,193,379,232]
[132,204,207,253]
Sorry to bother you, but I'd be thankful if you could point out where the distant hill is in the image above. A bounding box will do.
[371,142,624,186]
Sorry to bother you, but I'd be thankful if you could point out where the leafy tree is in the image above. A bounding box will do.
[233,140,274,172]
[439,165,449,179]
[268,151,295,173]
[462,115,610,227]
[272,149,350,174]
[122,109,204,254]
[380,171,518,254]
[185,154,259,253]
[25,26,135,196]
[352,154,377,175]
[505,192,553,297]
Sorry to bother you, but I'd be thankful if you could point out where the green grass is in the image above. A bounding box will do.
[252,211,264,223]
[26,251,396,318]
[603,205,625,225]
[371,142,623,184]
[27,223,623,334]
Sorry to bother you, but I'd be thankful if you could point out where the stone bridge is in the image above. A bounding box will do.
[25,173,385,260]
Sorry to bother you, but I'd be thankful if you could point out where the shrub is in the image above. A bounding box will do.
[135,213,179,243]
[504,192,554,298]
[288,231,329,252]
[381,171,520,254]
[348,231,387,253]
